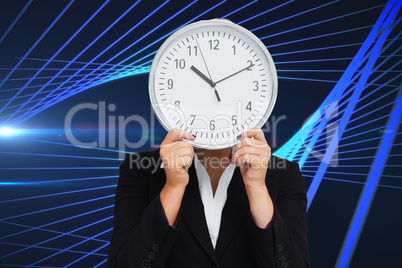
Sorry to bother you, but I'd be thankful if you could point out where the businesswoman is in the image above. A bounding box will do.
[107,127,310,267]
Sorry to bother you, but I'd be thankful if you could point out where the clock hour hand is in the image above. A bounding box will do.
[190,65,221,101]
[215,63,255,85]
[213,87,221,102]
[190,65,215,87]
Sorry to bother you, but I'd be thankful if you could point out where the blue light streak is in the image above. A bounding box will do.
[276,1,398,220]
[0,73,109,83]
[0,206,115,262]
[27,227,112,267]
[272,42,365,57]
[17,0,168,123]
[304,154,402,163]
[302,174,402,190]
[237,0,294,25]
[0,204,114,241]
[15,56,132,67]
[221,0,258,19]
[26,1,225,123]
[270,25,375,49]
[330,143,402,156]
[289,73,402,148]
[9,0,142,122]
[276,57,353,64]
[275,30,401,58]
[0,215,113,261]
[0,151,119,161]
[306,0,399,210]
[278,76,338,83]
[261,4,384,40]
[0,185,116,204]
[17,137,129,155]
[275,12,400,167]
[336,81,402,267]
[0,182,24,185]
[0,0,33,45]
[251,0,340,32]
[0,220,108,243]
[0,127,19,136]
[0,0,75,109]
[319,70,402,137]
[0,241,106,257]
[63,239,110,267]
[0,265,52,268]
[26,0,203,120]
[93,258,107,268]
[4,0,110,124]
[0,195,114,221]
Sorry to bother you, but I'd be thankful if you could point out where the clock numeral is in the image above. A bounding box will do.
[231,115,237,126]
[190,115,196,125]
[246,101,252,111]
[208,39,219,50]
[232,45,236,55]
[167,79,173,89]
[253,80,259,91]
[247,60,253,71]
[210,120,216,130]
[187,45,198,56]
[174,59,186,69]
[175,100,180,108]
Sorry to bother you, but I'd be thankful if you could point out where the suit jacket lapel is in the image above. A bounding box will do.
[181,162,219,265]
[215,167,249,258]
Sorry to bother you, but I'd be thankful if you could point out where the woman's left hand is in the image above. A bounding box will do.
[232,127,274,228]
[231,127,271,188]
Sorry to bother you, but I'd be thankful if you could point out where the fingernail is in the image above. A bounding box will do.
[237,134,242,139]
[192,134,196,138]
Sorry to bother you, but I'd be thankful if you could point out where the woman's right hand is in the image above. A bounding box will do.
[160,129,196,189]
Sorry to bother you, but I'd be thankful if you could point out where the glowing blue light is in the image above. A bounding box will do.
[0,182,23,185]
[0,127,19,136]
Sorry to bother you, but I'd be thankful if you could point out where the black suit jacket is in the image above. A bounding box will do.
[107,150,310,268]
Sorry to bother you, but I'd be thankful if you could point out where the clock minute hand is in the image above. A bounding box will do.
[190,65,215,87]
[215,63,255,85]
[194,37,221,102]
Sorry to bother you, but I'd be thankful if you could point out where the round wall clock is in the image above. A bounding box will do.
[149,19,278,149]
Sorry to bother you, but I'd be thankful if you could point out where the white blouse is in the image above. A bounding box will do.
[193,153,236,248]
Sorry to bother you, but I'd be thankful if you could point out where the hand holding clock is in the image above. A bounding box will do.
[160,128,196,188]
[160,128,196,226]
[231,127,274,228]
[231,127,270,186]
[159,127,273,228]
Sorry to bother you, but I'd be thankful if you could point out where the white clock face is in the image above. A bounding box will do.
[149,20,277,149]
